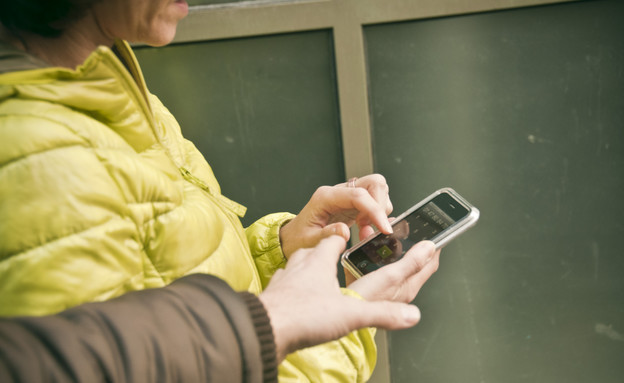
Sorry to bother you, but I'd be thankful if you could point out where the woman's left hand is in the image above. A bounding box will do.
[279,174,394,259]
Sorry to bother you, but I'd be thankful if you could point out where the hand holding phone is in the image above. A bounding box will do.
[341,188,479,278]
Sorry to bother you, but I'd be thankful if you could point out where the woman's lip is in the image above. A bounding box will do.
[173,0,189,16]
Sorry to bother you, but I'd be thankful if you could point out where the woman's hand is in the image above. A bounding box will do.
[260,236,424,362]
[347,241,440,303]
[279,174,394,259]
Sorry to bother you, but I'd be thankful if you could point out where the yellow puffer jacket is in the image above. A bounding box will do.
[0,40,375,382]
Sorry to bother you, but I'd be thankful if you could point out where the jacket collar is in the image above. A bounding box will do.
[0,40,158,153]
[111,40,151,106]
[0,39,150,109]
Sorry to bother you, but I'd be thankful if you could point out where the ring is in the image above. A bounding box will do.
[347,177,358,188]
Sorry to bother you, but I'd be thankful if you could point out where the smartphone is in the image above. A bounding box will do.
[341,187,479,278]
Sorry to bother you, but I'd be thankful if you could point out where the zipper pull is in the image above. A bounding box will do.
[179,167,247,218]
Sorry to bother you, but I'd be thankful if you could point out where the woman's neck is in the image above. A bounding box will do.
[1,12,113,69]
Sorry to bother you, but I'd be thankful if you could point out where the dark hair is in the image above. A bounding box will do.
[0,0,98,37]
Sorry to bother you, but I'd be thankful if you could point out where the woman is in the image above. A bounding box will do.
[0,0,440,381]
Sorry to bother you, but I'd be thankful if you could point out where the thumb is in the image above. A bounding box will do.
[354,301,422,330]
[382,240,436,278]
[321,222,351,242]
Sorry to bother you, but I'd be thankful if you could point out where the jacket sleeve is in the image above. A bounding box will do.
[245,212,296,289]
[0,274,278,383]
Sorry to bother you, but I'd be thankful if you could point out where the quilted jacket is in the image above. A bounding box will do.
[0,40,375,382]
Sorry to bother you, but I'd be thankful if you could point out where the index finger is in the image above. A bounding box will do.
[354,174,393,216]
[323,187,393,234]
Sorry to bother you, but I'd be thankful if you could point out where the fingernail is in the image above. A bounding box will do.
[383,221,393,234]
[402,305,421,323]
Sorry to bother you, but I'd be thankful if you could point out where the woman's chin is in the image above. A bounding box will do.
[140,25,179,47]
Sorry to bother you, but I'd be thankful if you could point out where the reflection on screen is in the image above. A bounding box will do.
[351,200,455,275]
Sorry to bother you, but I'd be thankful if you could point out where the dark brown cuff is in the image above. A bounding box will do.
[240,292,278,383]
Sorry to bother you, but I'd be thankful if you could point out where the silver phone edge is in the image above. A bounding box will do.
[340,187,479,279]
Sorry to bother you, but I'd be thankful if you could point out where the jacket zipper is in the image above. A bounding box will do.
[179,167,247,218]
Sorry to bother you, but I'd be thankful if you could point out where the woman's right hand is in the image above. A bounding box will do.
[279,174,393,259]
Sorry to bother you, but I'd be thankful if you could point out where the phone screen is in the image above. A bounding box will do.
[346,192,470,275]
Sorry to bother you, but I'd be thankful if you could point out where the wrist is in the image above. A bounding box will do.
[278,218,296,259]
[258,290,293,363]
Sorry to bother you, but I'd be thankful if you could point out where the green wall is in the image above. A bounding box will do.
[365,1,624,382]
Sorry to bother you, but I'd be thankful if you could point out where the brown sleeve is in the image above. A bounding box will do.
[0,274,277,383]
